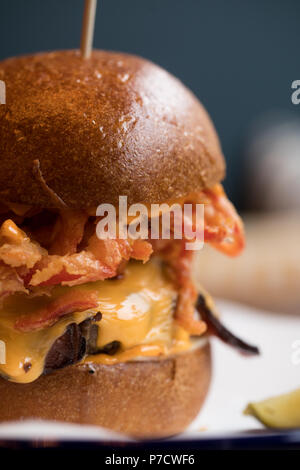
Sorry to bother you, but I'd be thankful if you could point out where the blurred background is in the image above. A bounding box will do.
[0,0,299,312]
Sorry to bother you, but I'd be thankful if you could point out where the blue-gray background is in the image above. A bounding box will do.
[0,0,299,208]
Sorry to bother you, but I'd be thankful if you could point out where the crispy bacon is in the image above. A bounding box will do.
[202,184,245,256]
[151,185,244,257]
[151,185,245,334]
[88,235,152,265]
[88,236,132,267]
[0,185,243,337]
[0,220,45,269]
[152,239,206,335]
[28,237,152,289]
[174,246,206,335]
[29,252,115,287]
[0,263,27,298]
[130,239,153,262]
[15,290,98,332]
[49,210,88,256]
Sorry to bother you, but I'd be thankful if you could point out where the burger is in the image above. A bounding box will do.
[0,50,258,438]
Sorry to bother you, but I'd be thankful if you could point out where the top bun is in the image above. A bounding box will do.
[0,50,225,208]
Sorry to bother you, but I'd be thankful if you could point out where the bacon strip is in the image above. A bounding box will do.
[88,236,132,268]
[0,263,27,298]
[152,239,207,335]
[0,220,45,269]
[49,210,88,256]
[88,235,152,265]
[28,236,152,289]
[0,184,243,333]
[130,239,153,262]
[152,185,244,258]
[202,184,245,256]
[29,252,115,287]
[151,183,245,335]
[15,290,98,332]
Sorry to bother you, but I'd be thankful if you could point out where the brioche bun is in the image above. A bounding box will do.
[0,342,211,438]
[0,50,225,208]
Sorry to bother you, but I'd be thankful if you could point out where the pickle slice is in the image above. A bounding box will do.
[244,388,300,429]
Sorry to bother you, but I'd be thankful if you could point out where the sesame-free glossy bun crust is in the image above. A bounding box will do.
[0,343,211,438]
[0,50,225,208]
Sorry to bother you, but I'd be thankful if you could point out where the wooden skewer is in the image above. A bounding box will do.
[80,0,97,59]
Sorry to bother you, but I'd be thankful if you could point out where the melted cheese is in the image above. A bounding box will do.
[0,260,191,384]
[86,325,191,365]
[0,303,93,383]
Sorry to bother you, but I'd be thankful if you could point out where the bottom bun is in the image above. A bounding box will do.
[0,341,211,438]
